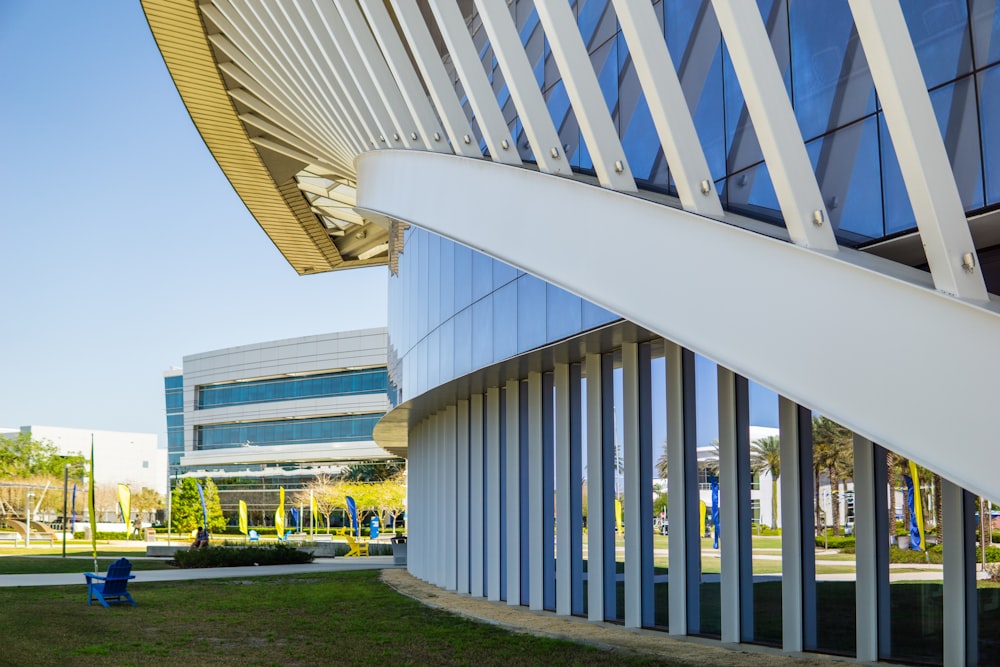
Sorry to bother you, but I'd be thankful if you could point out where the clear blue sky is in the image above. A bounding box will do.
[0,3,388,445]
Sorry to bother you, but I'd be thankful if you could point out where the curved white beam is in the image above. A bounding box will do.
[356,150,1000,502]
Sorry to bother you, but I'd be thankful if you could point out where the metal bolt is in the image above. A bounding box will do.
[962,252,976,273]
[700,179,712,195]
[410,132,418,141]
[433,132,441,142]
[393,133,400,142]
[501,139,510,150]
[614,160,624,173]
[550,147,559,159]
[463,134,471,144]
[812,209,825,226]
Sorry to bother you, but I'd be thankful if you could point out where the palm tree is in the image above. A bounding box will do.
[813,416,852,535]
[751,435,780,529]
[655,444,668,480]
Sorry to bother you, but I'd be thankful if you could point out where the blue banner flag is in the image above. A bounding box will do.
[71,483,77,528]
[346,496,359,537]
[196,482,208,530]
[904,473,921,550]
[710,474,720,550]
[290,507,300,533]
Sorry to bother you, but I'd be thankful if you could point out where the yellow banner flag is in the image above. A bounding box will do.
[275,486,285,536]
[909,460,927,551]
[117,484,131,530]
[238,500,248,536]
[310,492,318,536]
[89,438,98,571]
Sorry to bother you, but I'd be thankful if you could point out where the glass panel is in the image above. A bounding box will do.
[695,353,720,638]
[546,80,581,168]
[982,65,1000,206]
[493,257,518,290]
[455,243,473,311]
[885,447,942,663]
[517,274,547,353]
[473,250,493,301]
[582,300,619,329]
[977,495,999,661]
[806,116,884,244]
[971,0,1000,68]
[789,1,875,141]
[651,352,669,629]
[812,414,856,657]
[723,161,782,225]
[900,0,972,89]
[618,31,669,190]
[472,295,494,371]
[547,284,582,341]
[749,382,781,647]
[454,307,473,378]
[577,36,618,173]
[493,281,518,361]
[879,112,917,235]
[931,76,984,212]
[664,0,726,180]
[440,237,455,324]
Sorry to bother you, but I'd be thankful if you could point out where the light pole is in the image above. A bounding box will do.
[26,492,35,548]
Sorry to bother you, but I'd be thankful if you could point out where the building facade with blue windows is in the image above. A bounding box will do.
[163,329,395,520]
[147,1,1000,663]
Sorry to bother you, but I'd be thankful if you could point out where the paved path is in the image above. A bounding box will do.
[0,556,399,587]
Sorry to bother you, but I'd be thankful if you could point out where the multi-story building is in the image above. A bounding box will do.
[145,1,1000,663]
[1,425,166,497]
[164,329,396,519]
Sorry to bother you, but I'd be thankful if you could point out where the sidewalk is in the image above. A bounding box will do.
[0,556,399,588]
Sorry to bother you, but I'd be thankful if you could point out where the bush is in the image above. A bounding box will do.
[816,535,855,550]
[171,544,315,569]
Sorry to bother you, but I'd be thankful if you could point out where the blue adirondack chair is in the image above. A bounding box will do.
[85,558,136,608]
[248,529,259,542]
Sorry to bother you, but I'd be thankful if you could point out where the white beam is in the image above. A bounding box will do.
[533,0,636,191]
[848,0,987,301]
[473,0,571,176]
[612,0,724,217]
[505,378,521,606]
[486,387,501,601]
[425,1,520,165]
[711,0,837,250]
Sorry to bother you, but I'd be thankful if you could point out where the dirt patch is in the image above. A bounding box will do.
[380,569,850,666]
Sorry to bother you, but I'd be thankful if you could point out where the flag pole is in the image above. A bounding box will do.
[88,436,98,573]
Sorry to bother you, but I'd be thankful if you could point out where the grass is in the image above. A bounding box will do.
[0,570,668,666]
[0,557,175,574]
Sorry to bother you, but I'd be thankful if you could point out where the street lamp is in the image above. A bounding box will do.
[26,492,35,548]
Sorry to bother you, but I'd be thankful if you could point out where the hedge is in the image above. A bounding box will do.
[171,544,314,568]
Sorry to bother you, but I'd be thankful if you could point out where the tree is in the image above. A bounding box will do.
[0,432,86,481]
[751,435,781,529]
[812,416,852,535]
[132,487,164,522]
[170,478,226,533]
[655,444,668,480]
[339,459,405,482]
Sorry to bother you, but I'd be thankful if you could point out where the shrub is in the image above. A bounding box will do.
[171,544,315,569]
[816,535,855,550]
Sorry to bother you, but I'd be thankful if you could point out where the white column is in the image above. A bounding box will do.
[486,387,502,601]
[942,478,976,666]
[470,394,486,598]
[555,364,572,615]
[848,0,987,300]
[718,368,753,643]
[444,405,458,591]
[456,400,470,594]
[778,397,816,652]
[666,341,700,635]
[505,378,521,606]
[528,372,545,610]
[623,342,654,628]
[854,436,876,662]
[585,353,606,621]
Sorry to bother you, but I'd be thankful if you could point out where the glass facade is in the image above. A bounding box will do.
[195,413,384,450]
[164,374,184,471]
[196,368,389,409]
[387,226,619,402]
[453,0,999,246]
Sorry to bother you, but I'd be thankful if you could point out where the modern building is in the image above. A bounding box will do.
[145,1,999,664]
[1,425,166,497]
[164,329,396,518]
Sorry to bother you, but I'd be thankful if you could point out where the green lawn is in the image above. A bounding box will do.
[1,570,669,666]
[0,556,175,574]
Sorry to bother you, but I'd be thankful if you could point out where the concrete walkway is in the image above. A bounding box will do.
[0,556,399,587]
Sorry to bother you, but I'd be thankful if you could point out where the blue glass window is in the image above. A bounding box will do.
[971,0,1000,68]
[454,307,473,378]
[472,295,494,370]
[473,251,493,300]
[546,284,582,341]
[454,243,473,310]
[196,368,389,409]
[517,274,547,352]
[900,0,972,89]
[195,413,384,449]
[931,77,984,212]
[806,116,883,244]
[789,1,875,141]
[982,65,1000,205]
[493,281,518,361]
